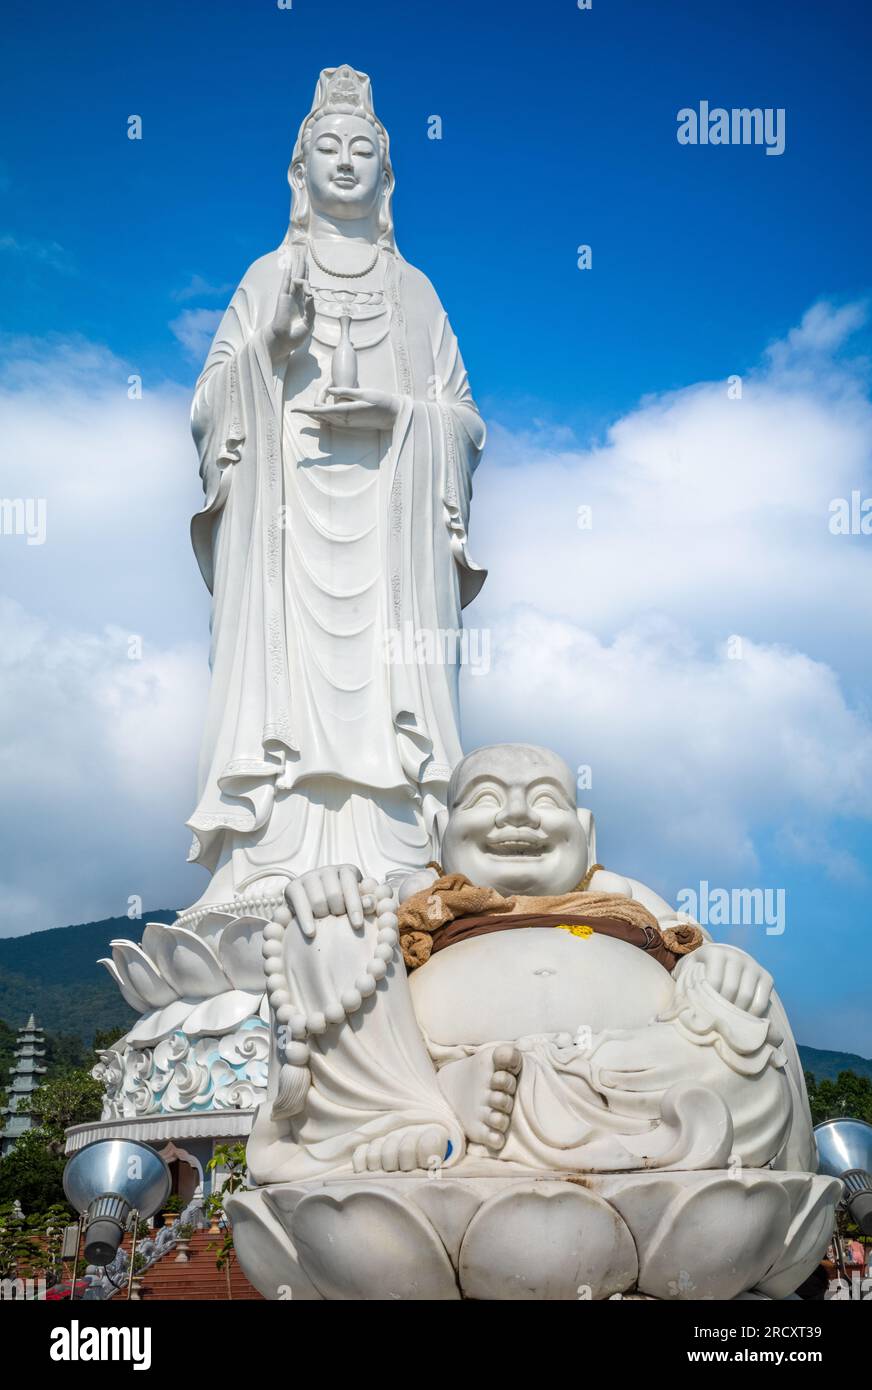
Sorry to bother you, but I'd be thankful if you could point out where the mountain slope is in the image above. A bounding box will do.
[798,1045,872,1083]
[0,911,175,1042]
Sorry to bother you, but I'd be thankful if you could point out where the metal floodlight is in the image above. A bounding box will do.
[814,1118,872,1236]
[63,1138,172,1265]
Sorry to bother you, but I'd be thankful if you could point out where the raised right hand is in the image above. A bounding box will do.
[265,246,315,364]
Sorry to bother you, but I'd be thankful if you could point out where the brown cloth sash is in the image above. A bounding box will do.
[429,912,684,974]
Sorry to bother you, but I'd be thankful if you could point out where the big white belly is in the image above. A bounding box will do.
[409,928,676,1046]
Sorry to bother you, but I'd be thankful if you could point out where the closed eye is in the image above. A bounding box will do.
[465,790,501,809]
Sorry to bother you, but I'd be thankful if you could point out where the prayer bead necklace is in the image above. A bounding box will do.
[308,239,380,279]
[262,877,400,1118]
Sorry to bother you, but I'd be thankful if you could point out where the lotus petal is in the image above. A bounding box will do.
[223,1189,322,1301]
[218,916,269,990]
[146,922,231,1000]
[126,999,196,1048]
[193,911,238,950]
[291,1188,459,1300]
[755,1173,841,1299]
[612,1173,789,1301]
[110,939,176,1008]
[459,1182,636,1300]
[184,989,263,1037]
[98,956,151,1015]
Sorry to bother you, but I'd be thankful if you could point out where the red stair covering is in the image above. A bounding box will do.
[112,1229,264,1301]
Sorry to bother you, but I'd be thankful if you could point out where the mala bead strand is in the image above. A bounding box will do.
[263,880,399,1065]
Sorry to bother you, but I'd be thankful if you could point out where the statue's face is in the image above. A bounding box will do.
[441,746,589,896]
[302,113,385,222]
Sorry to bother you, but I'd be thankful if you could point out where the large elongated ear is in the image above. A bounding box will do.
[431,805,449,861]
[576,808,597,872]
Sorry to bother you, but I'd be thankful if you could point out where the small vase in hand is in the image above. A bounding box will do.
[331,314,358,391]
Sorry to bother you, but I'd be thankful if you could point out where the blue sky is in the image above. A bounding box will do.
[5,0,872,419]
[1,0,871,1056]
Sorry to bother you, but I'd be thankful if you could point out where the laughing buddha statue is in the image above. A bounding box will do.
[229,742,836,1301]
[248,741,814,1180]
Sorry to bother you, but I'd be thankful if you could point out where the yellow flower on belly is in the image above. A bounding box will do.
[554,923,594,939]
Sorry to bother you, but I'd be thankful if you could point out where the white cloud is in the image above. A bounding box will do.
[460,303,872,1056]
[0,336,212,935]
[169,307,223,359]
[0,597,208,938]
[171,274,234,303]
[470,322,872,693]
[0,333,205,639]
[0,233,73,274]
[462,610,872,891]
[766,298,869,368]
[454,297,872,962]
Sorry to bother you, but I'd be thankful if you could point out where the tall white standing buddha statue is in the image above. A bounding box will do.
[186,65,486,920]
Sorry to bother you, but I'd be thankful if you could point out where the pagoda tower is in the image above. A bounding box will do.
[0,1015,47,1157]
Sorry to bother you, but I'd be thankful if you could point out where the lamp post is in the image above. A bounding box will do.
[814,1118,872,1235]
[63,1139,172,1299]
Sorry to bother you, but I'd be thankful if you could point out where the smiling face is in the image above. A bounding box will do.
[441,744,590,896]
[299,112,386,222]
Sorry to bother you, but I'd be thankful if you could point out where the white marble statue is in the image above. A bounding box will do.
[186,65,485,920]
[95,63,837,1300]
[247,742,813,1182]
[226,741,838,1300]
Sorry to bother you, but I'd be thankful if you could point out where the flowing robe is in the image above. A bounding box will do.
[187,247,485,904]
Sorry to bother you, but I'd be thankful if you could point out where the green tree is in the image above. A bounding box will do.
[805,1069,872,1126]
[0,1066,103,1214]
[206,1142,248,1276]
[0,1018,15,1112]
[0,1201,73,1281]
[0,1129,68,1212]
[43,1031,91,1076]
[29,1067,104,1153]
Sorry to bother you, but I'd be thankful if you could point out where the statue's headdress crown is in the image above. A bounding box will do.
[286,65,397,253]
[297,65,378,140]
[321,64,371,112]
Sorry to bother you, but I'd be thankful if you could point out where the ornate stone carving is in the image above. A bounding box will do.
[93,1021,268,1121]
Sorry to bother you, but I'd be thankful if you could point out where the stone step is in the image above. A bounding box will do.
[112,1231,263,1301]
